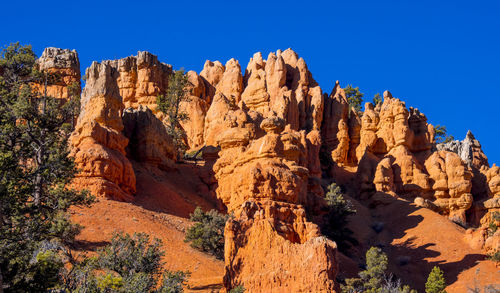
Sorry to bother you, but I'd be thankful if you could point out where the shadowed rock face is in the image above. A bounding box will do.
[67,52,176,201]
[40,47,499,292]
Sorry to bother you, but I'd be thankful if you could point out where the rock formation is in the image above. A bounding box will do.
[69,52,176,201]
[69,60,136,201]
[36,47,81,100]
[38,47,499,292]
[214,117,337,292]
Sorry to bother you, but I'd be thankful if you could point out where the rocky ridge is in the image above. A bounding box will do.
[37,48,500,292]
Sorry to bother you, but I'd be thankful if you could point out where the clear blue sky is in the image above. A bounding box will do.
[2,0,499,164]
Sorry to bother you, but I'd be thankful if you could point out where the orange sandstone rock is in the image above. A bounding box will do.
[70,60,135,201]
[36,47,80,100]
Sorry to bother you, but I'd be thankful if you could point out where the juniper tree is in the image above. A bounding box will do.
[0,42,94,291]
[157,70,191,156]
[184,207,228,259]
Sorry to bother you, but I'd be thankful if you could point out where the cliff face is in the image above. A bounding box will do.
[36,47,81,100]
[37,48,499,292]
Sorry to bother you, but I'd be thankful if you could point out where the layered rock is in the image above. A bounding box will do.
[42,45,499,288]
[36,47,80,99]
[214,117,337,292]
[69,60,135,201]
[68,51,180,201]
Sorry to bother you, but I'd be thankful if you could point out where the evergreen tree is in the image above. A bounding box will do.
[342,247,416,293]
[321,183,357,251]
[425,266,446,293]
[184,207,228,259]
[344,85,364,114]
[157,70,191,156]
[434,125,454,144]
[0,42,94,291]
[373,93,382,106]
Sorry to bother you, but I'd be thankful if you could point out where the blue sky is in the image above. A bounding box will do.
[2,0,499,164]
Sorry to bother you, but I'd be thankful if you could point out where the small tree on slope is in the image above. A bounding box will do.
[425,266,447,293]
[157,69,191,156]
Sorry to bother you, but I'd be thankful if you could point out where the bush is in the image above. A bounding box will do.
[229,285,246,293]
[425,266,446,293]
[184,207,229,259]
[321,183,357,251]
[487,250,500,263]
[342,247,416,293]
[67,232,188,293]
[487,212,500,237]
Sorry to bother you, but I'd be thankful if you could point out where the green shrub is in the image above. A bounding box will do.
[342,247,416,293]
[487,250,500,263]
[321,183,357,251]
[67,232,188,293]
[185,207,229,259]
[229,285,246,293]
[425,266,447,293]
[487,212,500,237]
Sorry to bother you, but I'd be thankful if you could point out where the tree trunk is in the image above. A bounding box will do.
[33,142,44,207]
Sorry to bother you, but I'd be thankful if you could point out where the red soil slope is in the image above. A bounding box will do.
[71,162,224,292]
[343,192,499,292]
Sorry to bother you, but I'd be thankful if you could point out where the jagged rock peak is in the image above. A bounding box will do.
[37,47,79,71]
[437,130,489,169]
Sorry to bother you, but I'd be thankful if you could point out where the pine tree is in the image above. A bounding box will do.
[344,84,364,114]
[157,69,191,156]
[373,93,382,106]
[0,42,94,291]
[425,266,447,293]
[434,125,454,144]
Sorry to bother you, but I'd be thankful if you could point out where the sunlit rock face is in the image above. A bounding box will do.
[41,47,499,291]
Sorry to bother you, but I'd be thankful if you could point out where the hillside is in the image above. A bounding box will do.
[37,46,500,292]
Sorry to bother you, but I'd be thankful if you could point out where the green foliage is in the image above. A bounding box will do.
[487,250,500,263]
[67,232,188,293]
[184,207,229,259]
[342,247,416,293]
[373,93,382,106]
[229,285,246,293]
[157,69,191,156]
[0,42,94,291]
[344,85,364,114]
[321,183,357,251]
[425,266,447,293]
[487,212,500,237]
[434,125,455,144]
